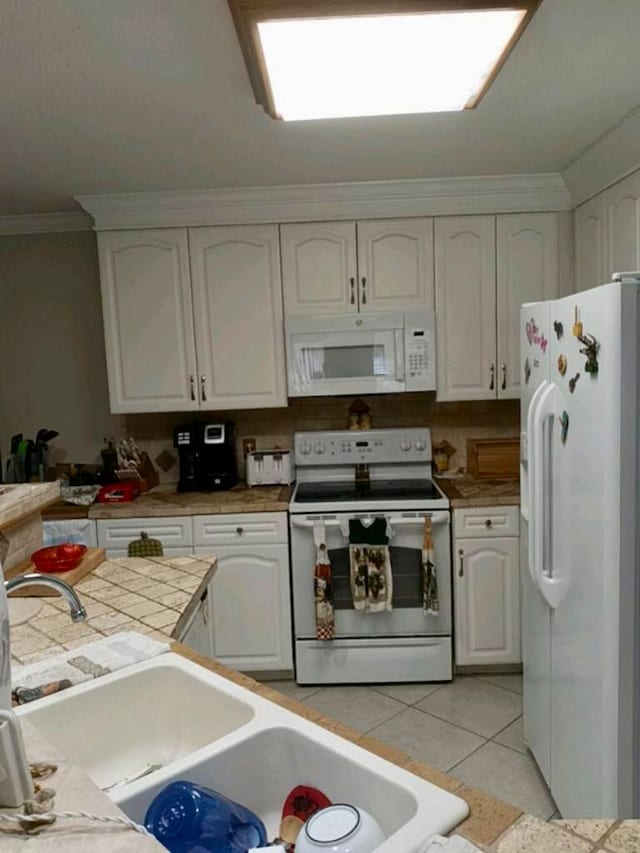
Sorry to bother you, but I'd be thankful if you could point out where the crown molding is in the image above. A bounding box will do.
[76,173,571,230]
[0,211,93,235]
[563,106,640,206]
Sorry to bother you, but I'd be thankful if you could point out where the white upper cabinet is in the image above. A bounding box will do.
[435,216,497,401]
[574,193,608,292]
[497,213,559,398]
[189,225,287,410]
[356,218,434,312]
[604,170,640,277]
[280,218,435,315]
[97,229,199,413]
[98,225,287,413]
[280,222,358,314]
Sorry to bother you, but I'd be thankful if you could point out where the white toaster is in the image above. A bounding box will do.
[246,449,293,487]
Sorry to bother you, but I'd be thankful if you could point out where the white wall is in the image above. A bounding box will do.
[0,231,122,464]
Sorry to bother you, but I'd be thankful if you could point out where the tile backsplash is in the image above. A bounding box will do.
[124,393,520,483]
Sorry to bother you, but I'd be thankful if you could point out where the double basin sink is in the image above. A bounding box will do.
[17,653,468,850]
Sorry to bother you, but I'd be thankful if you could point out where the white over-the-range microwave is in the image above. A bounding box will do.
[285,311,436,397]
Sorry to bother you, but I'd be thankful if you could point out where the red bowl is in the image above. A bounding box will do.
[31,544,87,573]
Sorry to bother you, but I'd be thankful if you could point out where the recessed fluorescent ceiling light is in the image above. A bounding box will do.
[257,9,526,120]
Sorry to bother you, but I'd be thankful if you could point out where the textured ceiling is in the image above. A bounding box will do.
[1,0,640,214]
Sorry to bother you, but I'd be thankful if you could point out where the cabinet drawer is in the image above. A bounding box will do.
[193,512,288,547]
[97,516,194,551]
[454,506,519,538]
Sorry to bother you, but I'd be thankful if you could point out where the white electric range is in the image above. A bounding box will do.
[289,428,452,685]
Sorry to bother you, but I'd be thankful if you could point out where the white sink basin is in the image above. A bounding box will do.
[17,654,254,791]
[18,653,469,851]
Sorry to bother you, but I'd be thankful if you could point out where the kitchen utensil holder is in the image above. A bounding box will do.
[114,452,159,492]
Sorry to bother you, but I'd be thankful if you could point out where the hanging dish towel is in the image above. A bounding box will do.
[313,521,334,640]
[422,516,439,615]
[348,517,393,612]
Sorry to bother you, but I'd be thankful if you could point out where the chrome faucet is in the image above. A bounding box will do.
[0,572,87,710]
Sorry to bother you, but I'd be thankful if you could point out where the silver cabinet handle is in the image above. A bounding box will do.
[501,363,507,391]
[190,374,196,401]
[489,363,495,391]
[361,276,367,305]
[200,375,207,402]
[458,548,465,578]
[349,277,355,305]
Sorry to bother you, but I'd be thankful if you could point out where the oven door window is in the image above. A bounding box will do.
[328,545,422,609]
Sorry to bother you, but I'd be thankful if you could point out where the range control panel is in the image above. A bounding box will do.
[294,428,432,465]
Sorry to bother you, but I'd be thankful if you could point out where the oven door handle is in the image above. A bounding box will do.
[290,512,450,529]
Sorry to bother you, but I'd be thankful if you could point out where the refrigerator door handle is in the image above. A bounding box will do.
[527,380,550,587]
[531,382,556,597]
[532,382,571,610]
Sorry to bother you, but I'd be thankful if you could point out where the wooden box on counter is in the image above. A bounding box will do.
[466,438,520,480]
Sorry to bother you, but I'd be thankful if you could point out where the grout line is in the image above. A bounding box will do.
[369,682,447,705]
[468,673,524,697]
[409,701,522,742]
[445,737,490,775]
[362,705,414,738]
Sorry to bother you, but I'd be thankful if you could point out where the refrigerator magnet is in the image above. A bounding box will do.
[559,411,570,444]
[578,333,599,375]
[557,354,567,376]
[524,357,531,384]
[569,373,580,393]
[553,320,564,339]
[572,307,583,338]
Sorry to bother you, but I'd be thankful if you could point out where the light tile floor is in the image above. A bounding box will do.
[267,673,558,821]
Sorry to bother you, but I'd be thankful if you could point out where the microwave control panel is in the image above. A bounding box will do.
[404,312,436,391]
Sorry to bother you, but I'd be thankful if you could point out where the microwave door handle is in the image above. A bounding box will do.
[394,329,405,381]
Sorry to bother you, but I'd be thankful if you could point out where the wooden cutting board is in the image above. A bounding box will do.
[466,438,520,480]
[5,547,106,597]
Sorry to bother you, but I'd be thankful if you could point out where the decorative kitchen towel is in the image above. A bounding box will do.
[348,517,393,612]
[422,516,439,615]
[12,632,169,704]
[313,521,334,640]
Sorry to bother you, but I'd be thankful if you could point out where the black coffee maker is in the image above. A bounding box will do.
[174,423,238,493]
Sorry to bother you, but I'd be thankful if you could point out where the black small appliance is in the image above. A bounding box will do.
[174,423,238,493]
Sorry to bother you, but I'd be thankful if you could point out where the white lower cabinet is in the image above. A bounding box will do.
[194,543,292,672]
[179,589,213,658]
[193,511,292,673]
[453,507,520,666]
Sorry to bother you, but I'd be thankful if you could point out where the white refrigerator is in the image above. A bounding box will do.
[520,278,640,819]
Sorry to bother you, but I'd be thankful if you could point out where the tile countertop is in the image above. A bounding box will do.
[9,556,217,666]
[436,476,520,508]
[42,483,292,521]
[7,556,640,853]
[0,482,61,530]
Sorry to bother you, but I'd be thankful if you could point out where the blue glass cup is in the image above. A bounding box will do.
[144,780,268,852]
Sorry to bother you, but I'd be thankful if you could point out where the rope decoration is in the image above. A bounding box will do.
[0,810,153,837]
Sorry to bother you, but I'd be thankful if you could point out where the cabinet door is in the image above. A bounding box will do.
[280,222,357,314]
[97,229,199,413]
[189,225,287,410]
[454,536,520,666]
[194,543,292,672]
[435,216,497,401]
[180,591,213,658]
[605,170,640,277]
[574,194,607,292]
[356,218,434,312]
[497,213,559,399]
